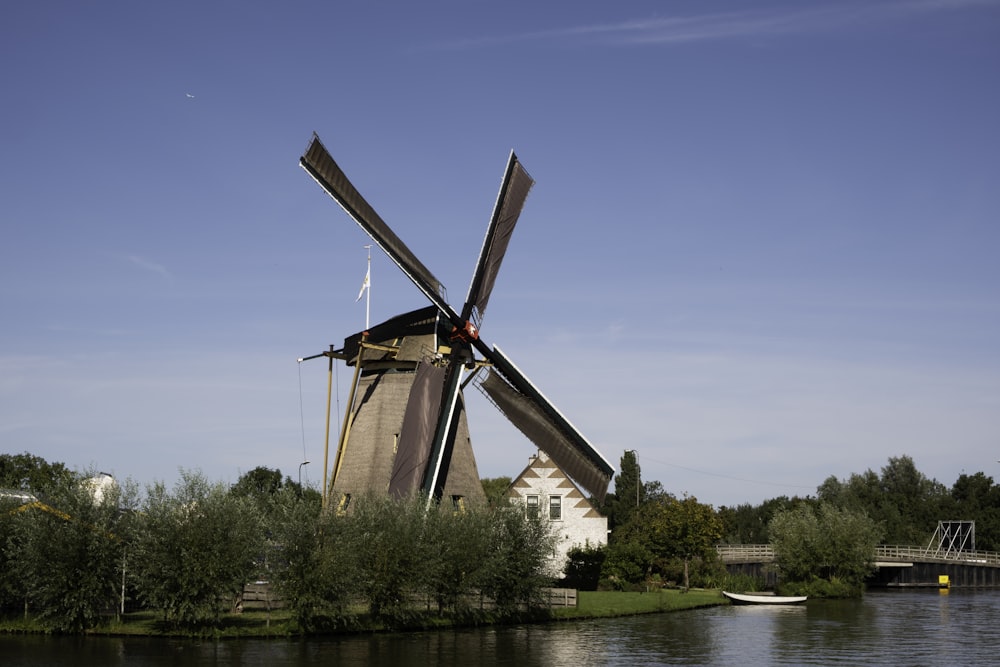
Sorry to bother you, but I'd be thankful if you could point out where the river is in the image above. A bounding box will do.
[1,589,997,666]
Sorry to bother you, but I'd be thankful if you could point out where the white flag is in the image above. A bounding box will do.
[355,266,370,302]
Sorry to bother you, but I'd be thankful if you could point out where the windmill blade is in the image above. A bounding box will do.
[477,346,614,501]
[389,361,446,499]
[300,134,457,320]
[420,360,466,500]
[462,152,534,323]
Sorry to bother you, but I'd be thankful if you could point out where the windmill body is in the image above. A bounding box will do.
[331,307,485,508]
[300,135,614,508]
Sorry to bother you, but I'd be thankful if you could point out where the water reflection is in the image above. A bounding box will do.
[1,590,998,666]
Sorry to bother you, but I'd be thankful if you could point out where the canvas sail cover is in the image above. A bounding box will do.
[388,361,446,498]
[464,154,533,322]
[300,135,445,303]
[480,369,612,502]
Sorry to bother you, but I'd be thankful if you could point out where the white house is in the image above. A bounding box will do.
[506,450,608,578]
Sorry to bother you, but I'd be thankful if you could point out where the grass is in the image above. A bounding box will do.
[555,589,726,620]
[1,590,729,638]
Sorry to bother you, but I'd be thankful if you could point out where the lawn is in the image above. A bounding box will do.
[555,589,726,619]
[2,590,728,637]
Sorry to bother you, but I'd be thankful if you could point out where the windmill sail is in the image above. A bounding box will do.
[478,347,613,502]
[463,152,534,323]
[389,361,446,499]
[300,135,449,314]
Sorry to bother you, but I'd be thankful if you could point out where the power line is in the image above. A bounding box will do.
[639,454,815,491]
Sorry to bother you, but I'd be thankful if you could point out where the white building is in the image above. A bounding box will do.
[506,450,608,578]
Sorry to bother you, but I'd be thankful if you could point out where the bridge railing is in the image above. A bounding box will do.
[717,544,1000,566]
[716,544,775,562]
[876,545,1000,565]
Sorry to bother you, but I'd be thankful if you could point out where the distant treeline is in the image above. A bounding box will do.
[580,452,999,597]
[715,455,1000,549]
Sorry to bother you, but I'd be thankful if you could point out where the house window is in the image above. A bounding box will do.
[549,495,562,521]
[526,494,539,518]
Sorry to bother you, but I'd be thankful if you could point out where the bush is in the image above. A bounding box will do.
[131,471,264,628]
[562,543,606,591]
[7,474,133,632]
[267,488,353,631]
[769,501,882,597]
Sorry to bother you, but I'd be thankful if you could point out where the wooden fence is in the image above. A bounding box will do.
[237,583,578,611]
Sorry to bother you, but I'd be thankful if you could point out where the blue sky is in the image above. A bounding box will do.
[2,1,998,507]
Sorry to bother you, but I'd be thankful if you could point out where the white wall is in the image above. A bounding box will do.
[507,451,608,578]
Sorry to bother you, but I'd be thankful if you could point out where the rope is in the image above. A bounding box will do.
[297,360,308,483]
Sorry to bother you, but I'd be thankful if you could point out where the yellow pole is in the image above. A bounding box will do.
[321,345,334,510]
[330,334,368,502]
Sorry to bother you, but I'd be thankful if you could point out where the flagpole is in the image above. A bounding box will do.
[364,244,371,329]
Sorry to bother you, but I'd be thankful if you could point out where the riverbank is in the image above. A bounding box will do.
[0,589,727,638]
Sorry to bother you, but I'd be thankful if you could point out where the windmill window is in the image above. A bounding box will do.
[451,495,466,513]
[549,495,562,521]
[526,495,539,518]
[337,493,352,515]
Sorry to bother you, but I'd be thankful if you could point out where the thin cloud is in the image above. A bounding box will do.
[433,0,998,50]
[125,254,172,280]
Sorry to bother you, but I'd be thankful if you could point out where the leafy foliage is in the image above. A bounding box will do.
[0,452,76,495]
[601,450,643,531]
[6,471,134,632]
[339,493,428,625]
[947,472,1000,550]
[480,476,513,507]
[817,455,948,544]
[131,470,264,629]
[475,504,555,615]
[718,496,800,544]
[604,494,723,590]
[266,487,353,631]
[419,502,492,615]
[769,502,883,596]
[562,543,607,591]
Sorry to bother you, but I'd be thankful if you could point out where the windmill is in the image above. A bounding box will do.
[300,134,614,509]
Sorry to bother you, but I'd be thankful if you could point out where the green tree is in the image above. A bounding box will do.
[879,455,948,544]
[604,493,723,590]
[480,476,512,507]
[132,470,264,628]
[562,543,606,591]
[600,538,653,590]
[8,471,134,632]
[340,493,427,625]
[475,503,555,615]
[718,496,800,544]
[267,487,353,631]
[0,452,76,495]
[948,472,1000,551]
[231,466,286,500]
[818,456,947,546]
[645,494,723,591]
[603,450,643,532]
[769,501,883,597]
[0,497,23,609]
[419,503,491,615]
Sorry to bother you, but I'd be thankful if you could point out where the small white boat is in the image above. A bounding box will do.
[723,591,807,605]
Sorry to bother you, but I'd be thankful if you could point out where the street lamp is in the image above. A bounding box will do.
[298,460,310,488]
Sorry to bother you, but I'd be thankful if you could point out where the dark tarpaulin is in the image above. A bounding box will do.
[464,154,534,322]
[300,135,444,303]
[388,361,445,498]
[480,370,612,502]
